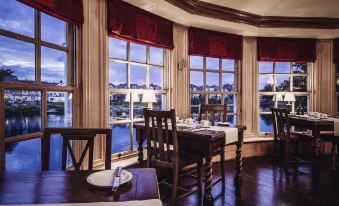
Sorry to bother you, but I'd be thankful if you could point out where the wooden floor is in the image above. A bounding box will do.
[158,157,339,206]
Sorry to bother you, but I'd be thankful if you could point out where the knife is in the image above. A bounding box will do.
[112,166,123,192]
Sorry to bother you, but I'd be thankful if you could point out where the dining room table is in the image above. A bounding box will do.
[133,121,247,202]
[288,115,336,173]
[0,168,161,205]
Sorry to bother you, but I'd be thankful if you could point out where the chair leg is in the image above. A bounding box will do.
[197,160,203,197]
[170,167,179,206]
[220,149,225,189]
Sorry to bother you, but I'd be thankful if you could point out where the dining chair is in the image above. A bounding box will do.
[198,103,227,187]
[319,133,339,170]
[271,108,312,168]
[144,108,203,205]
[42,128,112,171]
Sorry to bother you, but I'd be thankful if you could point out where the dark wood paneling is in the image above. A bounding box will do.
[165,0,339,29]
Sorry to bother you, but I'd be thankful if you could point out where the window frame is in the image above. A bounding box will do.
[258,62,313,136]
[0,8,78,170]
[108,38,170,158]
[189,56,240,124]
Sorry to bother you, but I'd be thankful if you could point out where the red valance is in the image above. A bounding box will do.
[257,37,316,62]
[108,0,174,50]
[334,39,339,64]
[18,0,83,27]
[189,27,243,60]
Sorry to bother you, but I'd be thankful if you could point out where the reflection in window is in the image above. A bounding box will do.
[153,94,166,110]
[206,57,219,70]
[222,73,234,92]
[206,72,219,91]
[110,93,130,121]
[130,65,146,89]
[259,62,273,73]
[0,0,35,37]
[293,76,307,92]
[259,75,273,92]
[275,62,290,73]
[260,115,273,133]
[47,92,72,127]
[150,67,163,90]
[208,94,221,104]
[0,36,35,83]
[130,43,146,63]
[5,138,41,171]
[150,47,163,66]
[224,95,235,113]
[41,13,66,46]
[191,94,205,120]
[41,47,67,85]
[293,63,307,74]
[4,90,41,137]
[190,56,203,69]
[276,76,290,91]
[295,96,309,112]
[190,71,204,91]
[260,96,274,112]
[222,59,235,71]
[109,38,127,60]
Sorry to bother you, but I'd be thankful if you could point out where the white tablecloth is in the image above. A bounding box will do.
[2,200,163,206]
[328,117,339,136]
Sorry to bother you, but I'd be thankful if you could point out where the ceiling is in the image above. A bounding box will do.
[123,0,339,38]
[200,0,339,18]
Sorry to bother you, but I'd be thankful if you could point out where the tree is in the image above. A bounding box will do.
[0,68,18,81]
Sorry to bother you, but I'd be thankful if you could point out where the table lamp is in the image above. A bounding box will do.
[125,92,139,102]
[273,94,283,101]
[142,90,157,109]
[283,92,295,111]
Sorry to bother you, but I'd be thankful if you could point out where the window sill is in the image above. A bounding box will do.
[244,137,274,143]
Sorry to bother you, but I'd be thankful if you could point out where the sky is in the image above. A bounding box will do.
[0,0,67,84]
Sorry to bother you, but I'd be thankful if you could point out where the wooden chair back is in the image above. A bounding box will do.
[198,103,227,125]
[42,128,112,171]
[144,108,178,168]
[271,108,291,140]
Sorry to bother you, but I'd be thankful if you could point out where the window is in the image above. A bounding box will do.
[0,1,76,171]
[109,38,168,157]
[258,62,311,134]
[189,56,239,125]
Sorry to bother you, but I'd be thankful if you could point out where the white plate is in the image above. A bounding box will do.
[87,169,133,188]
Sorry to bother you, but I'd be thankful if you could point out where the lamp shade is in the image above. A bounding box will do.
[272,94,283,101]
[284,93,296,102]
[125,93,139,102]
[142,90,157,103]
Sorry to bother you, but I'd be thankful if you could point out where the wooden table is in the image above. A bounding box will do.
[288,116,334,171]
[134,123,246,202]
[0,168,159,205]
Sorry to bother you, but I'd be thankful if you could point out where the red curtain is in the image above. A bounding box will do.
[257,37,316,62]
[18,0,83,27]
[189,27,243,60]
[108,0,174,50]
[334,39,339,64]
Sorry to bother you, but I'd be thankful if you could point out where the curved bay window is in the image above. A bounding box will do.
[0,1,77,171]
[258,62,311,134]
[108,38,169,158]
[189,56,239,125]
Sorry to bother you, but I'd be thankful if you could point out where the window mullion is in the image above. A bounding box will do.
[35,10,41,84]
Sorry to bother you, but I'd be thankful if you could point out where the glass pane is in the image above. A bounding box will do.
[208,94,221,104]
[275,62,290,73]
[134,94,147,118]
[190,71,203,91]
[227,115,236,125]
[150,67,163,90]
[191,94,205,120]
[0,36,35,83]
[41,13,66,46]
[5,138,41,171]
[41,47,67,85]
[295,96,309,112]
[109,38,127,60]
[260,95,274,112]
[260,115,273,133]
[222,73,234,92]
[111,123,131,153]
[130,43,146,63]
[259,75,273,92]
[49,134,72,170]
[0,0,34,37]
[190,56,203,69]
[276,76,290,91]
[47,92,72,127]
[224,95,236,113]
[110,93,130,121]
[259,62,273,73]
[222,59,235,71]
[130,65,146,89]
[293,76,307,92]
[206,57,219,70]
[150,47,163,66]
[153,94,166,110]
[109,62,127,88]
[293,63,307,74]
[206,72,219,91]
[4,90,41,137]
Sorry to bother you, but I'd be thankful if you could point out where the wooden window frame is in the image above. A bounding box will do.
[108,38,170,158]
[0,9,79,171]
